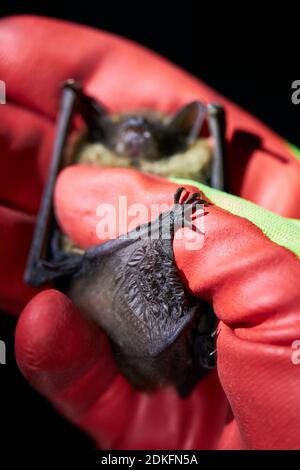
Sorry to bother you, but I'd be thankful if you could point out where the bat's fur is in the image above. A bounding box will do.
[74,136,212,183]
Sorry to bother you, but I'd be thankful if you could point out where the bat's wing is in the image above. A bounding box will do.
[146,307,196,357]
[26,253,83,287]
[24,81,82,288]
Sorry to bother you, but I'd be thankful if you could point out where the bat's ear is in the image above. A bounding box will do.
[167,101,207,145]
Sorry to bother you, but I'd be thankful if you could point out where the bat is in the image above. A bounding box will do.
[24,81,222,396]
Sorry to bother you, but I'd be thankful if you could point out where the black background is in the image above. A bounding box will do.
[0,1,299,449]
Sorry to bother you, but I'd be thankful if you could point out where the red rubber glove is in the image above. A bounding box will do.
[0,15,299,450]
[1,15,300,315]
[16,166,300,450]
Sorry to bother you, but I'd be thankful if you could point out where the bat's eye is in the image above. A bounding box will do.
[115,118,159,160]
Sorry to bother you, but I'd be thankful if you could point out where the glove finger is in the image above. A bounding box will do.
[0,15,209,119]
[0,103,54,214]
[15,289,119,424]
[54,166,197,248]
[0,205,41,314]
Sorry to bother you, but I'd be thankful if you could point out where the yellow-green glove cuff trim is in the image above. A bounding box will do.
[170,177,300,259]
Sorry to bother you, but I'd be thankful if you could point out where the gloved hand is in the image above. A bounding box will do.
[1,15,300,450]
[16,166,300,449]
[1,15,300,315]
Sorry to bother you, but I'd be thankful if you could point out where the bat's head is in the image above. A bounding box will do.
[80,95,207,161]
